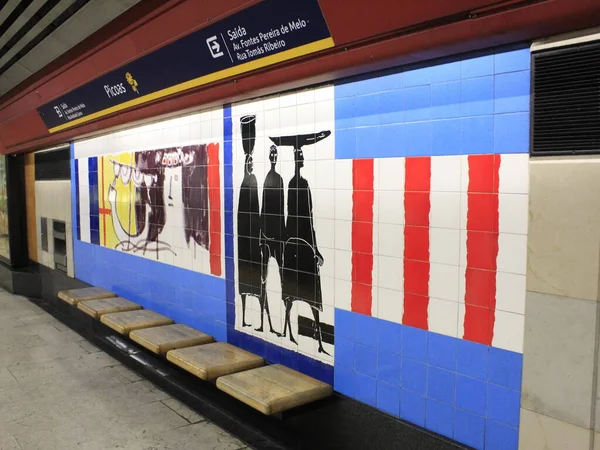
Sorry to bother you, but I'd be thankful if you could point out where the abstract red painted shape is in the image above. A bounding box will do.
[403,157,431,329]
[463,154,500,345]
[351,158,374,316]
[208,143,222,276]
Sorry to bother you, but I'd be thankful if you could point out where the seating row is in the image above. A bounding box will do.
[57,287,332,415]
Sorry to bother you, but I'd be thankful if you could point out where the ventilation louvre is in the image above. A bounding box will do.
[532,42,600,155]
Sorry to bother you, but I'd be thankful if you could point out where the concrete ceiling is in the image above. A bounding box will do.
[0,0,141,97]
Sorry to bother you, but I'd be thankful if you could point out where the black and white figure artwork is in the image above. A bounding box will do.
[233,90,336,363]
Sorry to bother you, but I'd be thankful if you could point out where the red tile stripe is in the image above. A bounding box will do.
[402,157,431,329]
[208,143,222,276]
[351,158,374,316]
[463,154,500,345]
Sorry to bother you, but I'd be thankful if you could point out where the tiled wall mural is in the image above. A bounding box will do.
[73,44,530,450]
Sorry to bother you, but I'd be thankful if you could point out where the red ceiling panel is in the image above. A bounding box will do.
[1,0,600,153]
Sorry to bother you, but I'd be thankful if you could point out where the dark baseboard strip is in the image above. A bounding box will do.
[26,266,471,450]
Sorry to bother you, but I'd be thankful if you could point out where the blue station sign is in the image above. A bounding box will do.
[37,0,333,133]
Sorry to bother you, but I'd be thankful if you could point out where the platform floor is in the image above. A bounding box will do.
[0,290,247,450]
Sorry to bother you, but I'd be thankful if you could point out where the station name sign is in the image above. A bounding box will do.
[37,0,333,133]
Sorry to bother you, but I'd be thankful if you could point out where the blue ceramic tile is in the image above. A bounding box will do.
[455,375,486,415]
[334,366,355,397]
[400,389,426,427]
[494,112,529,154]
[427,367,456,404]
[335,309,355,340]
[377,381,400,417]
[336,81,361,98]
[336,128,357,159]
[280,348,299,371]
[355,313,378,347]
[426,399,454,438]
[461,76,494,116]
[355,94,380,127]
[488,347,523,391]
[494,71,530,114]
[335,337,354,372]
[379,90,404,125]
[454,409,485,449]
[401,358,427,395]
[378,124,406,158]
[485,420,519,450]
[461,53,494,78]
[487,384,521,427]
[427,333,458,371]
[355,343,377,377]
[354,372,377,407]
[213,321,227,342]
[356,127,380,159]
[404,86,431,122]
[377,319,402,353]
[462,116,494,155]
[457,340,489,380]
[431,82,461,119]
[378,350,401,386]
[402,326,428,361]
[494,47,530,74]
[405,122,433,157]
[377,71,404,91]
[335,97,356,129]
[404,66,430,88]
[429,60,461,84]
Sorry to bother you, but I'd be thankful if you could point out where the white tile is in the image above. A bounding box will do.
[377,287,403,324]
[314,159,336,189]
[492,310,524,353]
[378,157,405,191]
[430,192,461,229]
[458,230,468,267]
[313,189,335,220]
[334,159,353,190]
[496,272,526,315]
[460,155,470,193]
[321,276,335,307]
[296,89,315,105]
[429,263,460,302]
[429,228,460,265]
[319,247,335,279]
[458,192,468,230]
[279,92,297,108]
[428,298,459,337]
[334,189,353,221]
[499,153,529,194]
[378,190,404,225]
[315,100,335,130]
[376,223,404,256]
[499,194,528,235]
[431,155,462,192]
[297,103,316,135]
[334,249,352,281]
[457,265,467,305]
[377,255,403,291]
[497,233,527,275]
[318,218,336,250]
[335,278,352,311]
[457,302,466,339]
[334,220,352,251]
[314,85,334,102]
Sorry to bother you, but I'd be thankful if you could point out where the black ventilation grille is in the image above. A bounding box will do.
[532,41,600,156]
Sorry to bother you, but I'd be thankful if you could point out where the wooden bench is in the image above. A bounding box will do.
[217,364,333,415]
[100,310,173,335]
[130,324,213,356]
[58,287,115,305]
[167,342,264,381]
[78,297,142,319]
